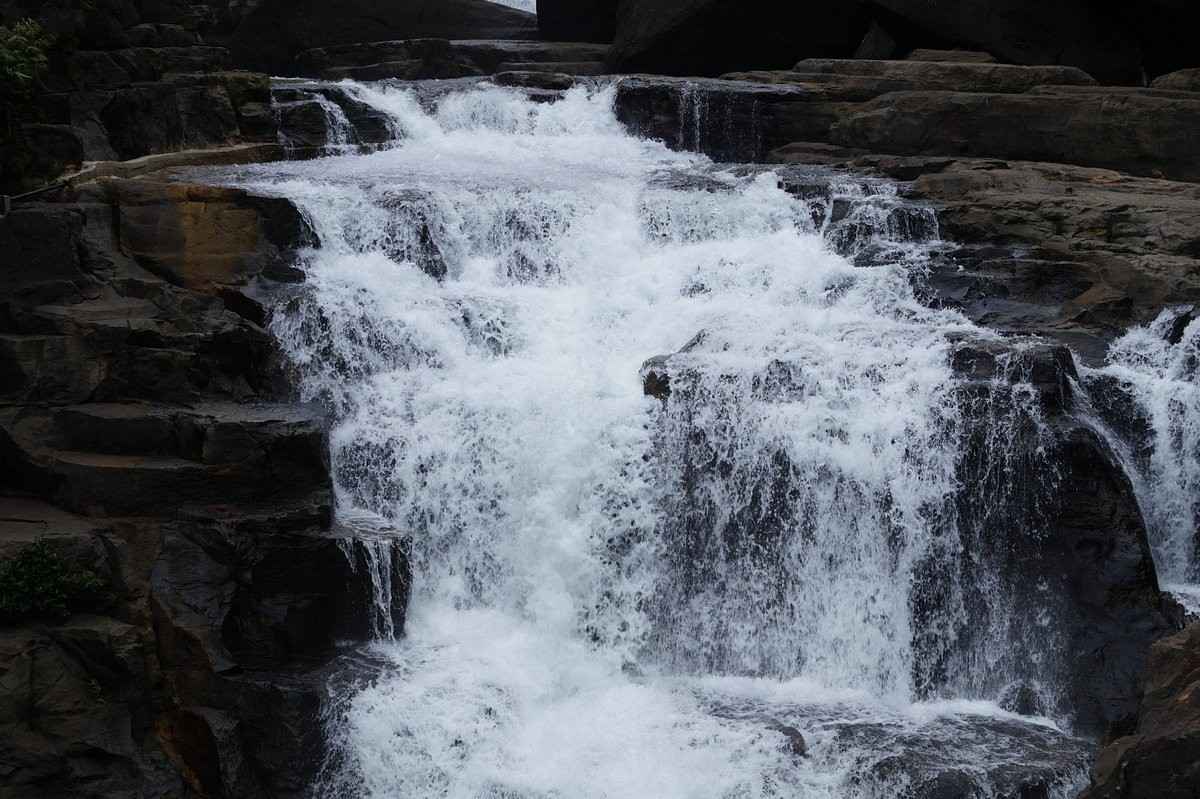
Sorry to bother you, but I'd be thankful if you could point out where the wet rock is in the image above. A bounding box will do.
[641,355,671,400]
[1081,622,1200,799]
[640,331,708,401]
[609,0,869,76]
[615,76,807,161]
[1166,307,1197,345]
[834,712,1091,798]
[769,722,808,757]
[999,682,1048,717]
[0,184,403,797]
[275,97,335,150]
[492,71,580,91]
[810,91,1200,184]
[875,157,1200,359]
[946,337,1176,735]
[379,190,450,280]
[616,74,1200,182]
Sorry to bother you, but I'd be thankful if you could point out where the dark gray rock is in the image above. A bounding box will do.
[806,90,1200,183]
[1080,623,1200,799]
[617,75,1200,182]
[791,58,1096,91]
[0,180,407,798]
[945,338,1176,735]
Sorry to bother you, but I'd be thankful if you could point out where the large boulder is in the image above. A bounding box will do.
[608,0,868,76]
[94,179,313,290]
[538,0,617,43]
[228,0,538,74]
[1080,622,1200,798]
[946,339,1176,735]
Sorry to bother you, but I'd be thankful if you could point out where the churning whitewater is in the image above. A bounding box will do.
[205,81,1097,797]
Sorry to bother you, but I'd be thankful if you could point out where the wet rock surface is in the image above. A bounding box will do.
[948,339,1176,735]
[1081,622,1200,799]
[0,185,408,797]
[615,69,1200,182]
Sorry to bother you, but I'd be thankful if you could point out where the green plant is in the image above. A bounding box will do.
[0,19,53,100]
[0,540,105,623]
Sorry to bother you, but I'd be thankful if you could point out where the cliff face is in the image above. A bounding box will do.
[0,182,408,798]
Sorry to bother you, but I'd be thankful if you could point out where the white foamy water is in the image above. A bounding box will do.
[1092,309,1200,591]
[206,82,1092,797]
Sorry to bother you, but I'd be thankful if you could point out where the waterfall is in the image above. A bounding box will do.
[1086,308,1200,606]
[206,81,1100,798]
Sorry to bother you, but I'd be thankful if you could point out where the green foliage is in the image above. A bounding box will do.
[0,19,53,100]
[0,540,105,623]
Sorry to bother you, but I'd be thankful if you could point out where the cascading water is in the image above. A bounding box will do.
[200,80,1098,797]
[1086,308,1200,608]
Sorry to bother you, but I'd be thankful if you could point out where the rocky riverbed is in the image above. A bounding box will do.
[2,2,1198,798]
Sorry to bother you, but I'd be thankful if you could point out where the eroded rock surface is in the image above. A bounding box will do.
[1081,623,1200,798]
[0,184,407,798]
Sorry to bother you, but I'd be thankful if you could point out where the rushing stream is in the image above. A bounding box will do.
[183,79,1200,797]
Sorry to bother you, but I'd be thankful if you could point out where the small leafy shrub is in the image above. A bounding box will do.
[0,19,55,191]
[0,19,52,101]
[0,540,105,623]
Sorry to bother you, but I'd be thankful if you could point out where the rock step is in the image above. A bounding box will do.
[494,61,607,76]
[906,49,997,64]
[40,402,327,462]
[39,446,324,517]
[792,58,1097,90]
[48,46,231,92]
[0,496,111,561]
[614,76,1200,182]
[722,65,1108,100]
[2,402,329,517]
